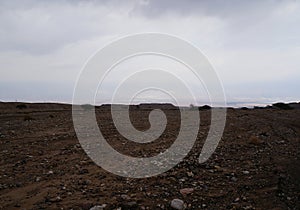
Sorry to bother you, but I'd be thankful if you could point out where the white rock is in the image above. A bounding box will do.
[170,198,185,210]
[242,170,250,175]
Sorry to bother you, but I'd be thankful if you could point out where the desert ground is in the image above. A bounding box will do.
[0,102,299,209]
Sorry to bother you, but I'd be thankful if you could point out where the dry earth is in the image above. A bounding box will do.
[0,102,299,209]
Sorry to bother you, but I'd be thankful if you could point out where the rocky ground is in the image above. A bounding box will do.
[0,102,299,210]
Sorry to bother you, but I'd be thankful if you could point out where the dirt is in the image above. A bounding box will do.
[0,102,299,210]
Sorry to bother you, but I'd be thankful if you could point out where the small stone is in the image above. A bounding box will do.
[214,165,221,170]
[187,171,194,177]
[120,194,130,200]
[242,170,250,175]
[36,177,41,182]
[47,170,54,175]
[90,204,107,210]
[170,198,185,210]
[180,188,194,196]
[234,197,240,202]
[231,177,238,182]
[249,135,263,145]
[79,168,89,174]
[49,196,62,202]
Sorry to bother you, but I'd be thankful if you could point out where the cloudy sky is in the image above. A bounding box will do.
[0,0,299,106]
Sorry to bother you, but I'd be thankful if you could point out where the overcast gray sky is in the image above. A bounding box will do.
[0,0,299,106]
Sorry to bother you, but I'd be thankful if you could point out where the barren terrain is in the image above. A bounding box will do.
[0,102,299,209]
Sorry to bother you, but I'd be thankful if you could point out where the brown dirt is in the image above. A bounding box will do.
[0,102,299,210]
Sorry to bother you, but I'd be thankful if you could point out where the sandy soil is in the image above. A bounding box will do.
[0,102,299,210]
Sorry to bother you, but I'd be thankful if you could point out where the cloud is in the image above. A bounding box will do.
[0,0,299,104]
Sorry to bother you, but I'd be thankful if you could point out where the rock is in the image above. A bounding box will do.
[231,177,238,182]
[242,170,250,175]
[90,204,107,210]
[79,168,89,174]
[49,196,62,202]
[214,165,224,172]
[180,188,194,196]
[170,198,185,210]
[187,171,194,177]
[179,178,185,182]
[120,194,130,200]
[249,135,263,145]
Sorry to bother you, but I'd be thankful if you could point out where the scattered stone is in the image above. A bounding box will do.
[49,196,62,202]
[180,188,194,196]
[120,194,130,200]
[249,135,263,145]
[214,165,224,172]
[90,204,107,210]
[170,198,185,210]
[231,177,238,182]
[187,171,194,177]
[242,170,250,175]
[79,168,89,174]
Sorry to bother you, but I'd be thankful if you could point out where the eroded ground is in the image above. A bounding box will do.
[0,103,299,209]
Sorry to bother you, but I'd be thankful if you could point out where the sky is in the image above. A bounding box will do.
[0,0,300,106]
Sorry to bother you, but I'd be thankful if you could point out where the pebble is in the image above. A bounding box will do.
[120,194,130,200]
[90,204,107,210]
[187,171,194,177]
[249,135,263,145]
[170,198,185,210]
[242,170,250,175]
[231,177,238,182]
[180,188,194,196]
[49,196,61,202]
[234,197,240,202]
